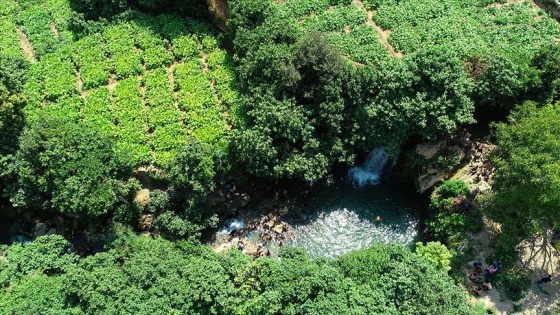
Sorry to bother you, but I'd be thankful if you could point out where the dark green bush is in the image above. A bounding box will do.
[495,268,531,301]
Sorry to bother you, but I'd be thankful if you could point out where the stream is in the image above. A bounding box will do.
[217,148,426,259]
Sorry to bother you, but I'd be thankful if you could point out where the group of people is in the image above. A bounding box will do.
[220,179,240,201]
[469,261,501,296]
[234,214,290,259]
[469,260,555,296]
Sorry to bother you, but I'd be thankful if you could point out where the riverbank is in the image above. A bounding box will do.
[208,152,427,259]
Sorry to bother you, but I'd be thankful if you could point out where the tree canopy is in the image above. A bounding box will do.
[0,233,476,314]
[2,113,138,217]
[489,101,560,253]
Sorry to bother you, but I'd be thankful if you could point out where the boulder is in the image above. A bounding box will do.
[138,214,154,230]
[273,224,284,234]
[35,222,47,237]
[450,146,465,161]
[416,141,446,160]
[417,165,444,193]
[46,228,57,235]
[135,189,151,208]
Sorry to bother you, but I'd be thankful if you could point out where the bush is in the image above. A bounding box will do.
[147,189,169,213]
[495,268,531,301]
[430,180,469,210]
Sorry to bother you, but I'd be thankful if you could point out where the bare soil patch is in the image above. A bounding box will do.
[108,74,118,91]
[49,22,59,39]
[462,223,560,314]
[16,28,35,62]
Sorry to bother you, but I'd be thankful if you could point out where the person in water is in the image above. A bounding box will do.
[376,216,383,222]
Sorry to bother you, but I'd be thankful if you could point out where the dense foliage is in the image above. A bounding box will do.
[0,233,476,314]
[0,54,28,155]
[425,180,481,247]
[489,102,560,264]
[0,0,559,311]
[2,113,139,217]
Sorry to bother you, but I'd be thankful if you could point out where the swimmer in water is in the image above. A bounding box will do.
[376,216,383,222]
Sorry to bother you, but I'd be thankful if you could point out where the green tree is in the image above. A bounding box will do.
[2,113,138,217]
[158,138,221,238]
[336,244,474,314]
[415,241,453,272]
[489,101,560,260]
[0,54,28,155]
[529,44,560,104]
[426,180,472,246]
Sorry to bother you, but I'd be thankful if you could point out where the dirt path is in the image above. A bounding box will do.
[352,0,403,58]
[107,74,118,92]
[77,69,86,101]
[16,28,35,62]
[200,52,224,107]
[49,22,59,40]
[464,224,560,314]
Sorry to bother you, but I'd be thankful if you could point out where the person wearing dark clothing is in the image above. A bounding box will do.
[537,275,552,285]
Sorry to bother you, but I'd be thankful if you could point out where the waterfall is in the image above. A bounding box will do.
[348,148,390,187]
[219,218,245,234]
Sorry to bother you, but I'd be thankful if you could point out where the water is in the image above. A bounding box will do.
[285,180,422,258]
[348,148,390,187]
[219,218,245,234]
[285,148,423,259]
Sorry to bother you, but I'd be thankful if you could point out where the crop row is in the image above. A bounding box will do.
[112,77,151,166]
[174,60,228,144]
[329,25,389,65]
[473,4,560,53]
[105,25,144,80]
[0,0,18,16]
[42,50,78,101]
[302,5,367,33]
[281,0,393,65]
[206,50,239,108]
[373,0,560,59]
[22,63,45,124]
[44,95,82,122]
[0,17,23,57]
[44,0,73,33]
[83,87,114,134]
[18,4,61,58]
[143,68,186,166]
[73,34,111,89]
[283,0,353,18]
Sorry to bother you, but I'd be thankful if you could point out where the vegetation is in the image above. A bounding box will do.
[0,0,559,311]
[489,102,560,266]
[0,232,476,314]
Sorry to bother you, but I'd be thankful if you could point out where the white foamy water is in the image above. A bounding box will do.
[287,208,419,259]
[348,148,390,187]
[218,218,245,235]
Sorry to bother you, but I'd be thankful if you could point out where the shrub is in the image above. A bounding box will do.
[147,189,169,213]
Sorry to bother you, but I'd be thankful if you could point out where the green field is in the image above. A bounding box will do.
[1,0,236,168]
[278,0,560,64]
[2,0,558,168]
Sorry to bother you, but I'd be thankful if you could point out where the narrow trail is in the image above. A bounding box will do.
[49,22,59,40]
[166,60,189,132]
[16,28,35,62]
[352,0,403,58]
[107,74,118,92]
